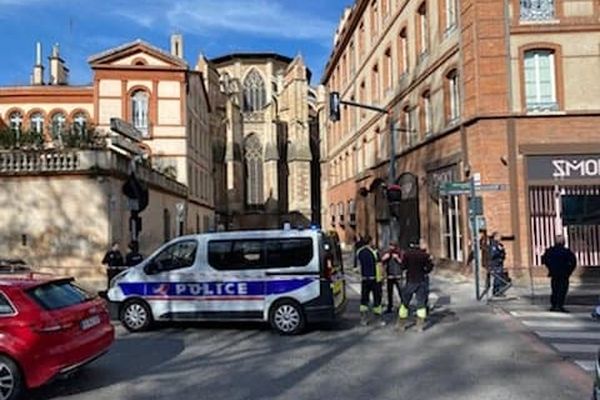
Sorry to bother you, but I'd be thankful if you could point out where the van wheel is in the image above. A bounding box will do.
[269,300,305,335]
[120,299,153,332]
[0,355,23,400]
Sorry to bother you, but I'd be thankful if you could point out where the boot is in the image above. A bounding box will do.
[375,314,387,327]
[415,318,427,332]
[360,311,369,326]
[395,318,408,331]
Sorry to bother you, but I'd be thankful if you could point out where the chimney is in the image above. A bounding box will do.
[49,43,69,85]
[32,42,44,85]
[170,34,183,58]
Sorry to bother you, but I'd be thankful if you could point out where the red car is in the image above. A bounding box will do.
[0,276,114,400]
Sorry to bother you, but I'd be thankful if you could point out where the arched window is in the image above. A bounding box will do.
[8,111,23,134]
[244,134,264,206]
[51,112,66,138]
[73,112,87,135]
[30,112,44,134]
[131,90,149,136]
[243,69,266,112]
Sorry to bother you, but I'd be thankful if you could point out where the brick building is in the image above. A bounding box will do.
[322,0,600,280]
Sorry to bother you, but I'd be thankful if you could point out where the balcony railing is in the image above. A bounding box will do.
[0,151,80,173]
[526,101,559,112]
[520,0,555,22]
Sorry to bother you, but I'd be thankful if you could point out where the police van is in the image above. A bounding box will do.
[107,229,346,334]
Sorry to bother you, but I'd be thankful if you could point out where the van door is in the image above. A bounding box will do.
[323,234,346,310]
[205,239,265,319]
[139,239,199,320]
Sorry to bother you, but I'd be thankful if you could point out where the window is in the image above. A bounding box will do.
[338,202,345,224]
[131,90,149,136]
[403,105,412,148]
[422,91,433,136]
[207,239,313,270]
[371,63,380,104]
[245,134,264,206]
[30,112,44,134]
[359,80,367,119]
[447,69,460,122]
[384,47,393,93]
[73,112,87,135]
[8,111,23,134]
[398,28,409,76]
[445,0,458,31]
[382,0,390,18]
[371,0,379,37]
[330,203,336,226]
[27,281,93,311]
[164,208,171,242]
[147,240,198,274]
[0,293,15,315]
[358,22,366,60]
[243,69,266,112]
[349,41,356,75]
[348,199,356,225]
[417,2,429,57]
[520,0,555,22]
[524,50,557,111]
[51,112,66,139]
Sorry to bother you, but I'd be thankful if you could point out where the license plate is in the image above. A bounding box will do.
[80,315,101,330]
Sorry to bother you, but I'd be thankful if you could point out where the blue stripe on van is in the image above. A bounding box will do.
[119,278,316,298]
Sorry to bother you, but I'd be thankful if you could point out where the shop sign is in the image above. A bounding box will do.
[528,155,600,181]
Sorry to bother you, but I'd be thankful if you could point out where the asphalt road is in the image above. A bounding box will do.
[30,276,592,400]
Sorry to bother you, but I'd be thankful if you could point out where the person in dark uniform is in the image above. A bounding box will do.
[397,239,434,331]
[382,241,403,314]
[125,242,144,267]
[489,232,507,297]
[102,242,124,288]
[357,234,385,326]
[542,235,577,312]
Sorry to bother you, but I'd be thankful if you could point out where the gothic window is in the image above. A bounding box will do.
[8,111,23,133]
[131,90,149,136]
[243,69,266,112]
[30,112,44,134]
[244,134,264,206]
[520,0,555,21]
[51,112,66,138]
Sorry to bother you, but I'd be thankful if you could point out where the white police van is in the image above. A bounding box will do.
[107,229,346,334]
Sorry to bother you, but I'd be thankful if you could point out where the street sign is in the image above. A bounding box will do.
[110,118,143,142]
[440,182,508,196]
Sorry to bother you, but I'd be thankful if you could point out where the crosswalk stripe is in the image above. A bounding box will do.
[510,311,590,319]
[551,343,599,353]
[535,330,600,340]
[574,360,596,372]
[521,319,600,330]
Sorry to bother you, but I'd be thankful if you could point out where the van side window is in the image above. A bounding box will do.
[0,293,15,315]
[208,238,313,270]
[148,240,198,275]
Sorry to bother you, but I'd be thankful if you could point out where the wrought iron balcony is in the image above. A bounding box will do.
[526,101,559,112]
[520,0,555,22]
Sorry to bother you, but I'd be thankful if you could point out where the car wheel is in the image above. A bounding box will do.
[0,355,23,400]
[269,300,305,335]
[120,299,153,332]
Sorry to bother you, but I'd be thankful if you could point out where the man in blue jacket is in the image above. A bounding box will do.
[542,235,577,312]
[357,234,385,326]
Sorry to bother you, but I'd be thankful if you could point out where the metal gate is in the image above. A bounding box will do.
[529,185,600,267]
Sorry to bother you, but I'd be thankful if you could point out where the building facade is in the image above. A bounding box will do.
[323,0,600,280]
[211,54,323,229]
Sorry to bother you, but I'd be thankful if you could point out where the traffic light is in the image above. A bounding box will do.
[329,92,341,122]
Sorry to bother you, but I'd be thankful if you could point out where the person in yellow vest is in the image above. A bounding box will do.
[356,234,385,326]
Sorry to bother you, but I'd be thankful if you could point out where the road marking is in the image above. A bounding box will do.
[521,319,600,330]
[551,343,599,354]
[349,283,361,295]
[574,360,596,372]
[510,310,590,319]
[535,330,600,340]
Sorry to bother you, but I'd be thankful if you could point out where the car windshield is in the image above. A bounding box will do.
[27,280,95,311]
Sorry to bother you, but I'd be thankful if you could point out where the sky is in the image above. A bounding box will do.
[0,0,354,86]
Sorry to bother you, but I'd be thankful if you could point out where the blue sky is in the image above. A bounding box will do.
[0,0,354,86]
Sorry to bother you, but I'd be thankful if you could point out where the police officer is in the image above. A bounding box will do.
[102,242,124,288]
[125,242,144,267]
[397,239,434,331]
[382,241,403,314]
[357,234,385,326]
[489,232,507,297]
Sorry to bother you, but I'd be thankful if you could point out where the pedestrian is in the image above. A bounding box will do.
[357,234,385,326]
[101,242,124,288]
[397,239,434,331]
[542,235,577,312]
[489,232,507,297]
[125,242,144,267]
[381,241,403,314]
[353,234,365,272]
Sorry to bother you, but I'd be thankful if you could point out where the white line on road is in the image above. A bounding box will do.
[574,360,596,372]
[510,311,590,319]
[521,319,600,330]
[551,343,599,354]
[535,331,600,340]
